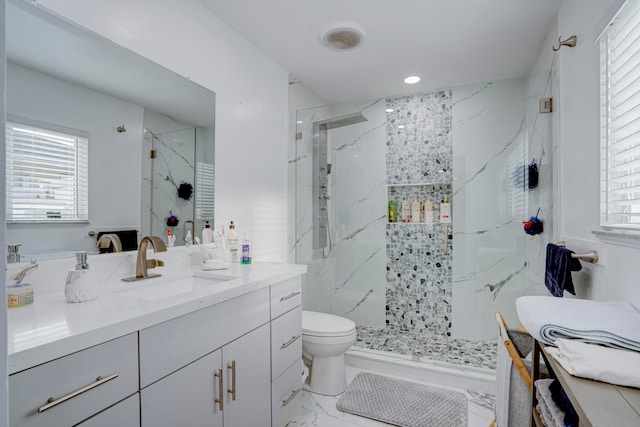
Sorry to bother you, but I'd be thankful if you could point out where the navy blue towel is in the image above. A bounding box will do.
[545,243,581,297]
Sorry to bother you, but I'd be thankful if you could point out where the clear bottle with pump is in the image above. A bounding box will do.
[241,234,252,265]
[185,230,193,247]
[202,221,213,244]
[65,252,98,303]
[226,221,240,263]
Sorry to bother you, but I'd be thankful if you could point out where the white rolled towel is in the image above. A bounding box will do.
[516,296,640,352]
[546,338,640,388]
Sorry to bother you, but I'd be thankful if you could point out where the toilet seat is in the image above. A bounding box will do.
[302,310,356,337]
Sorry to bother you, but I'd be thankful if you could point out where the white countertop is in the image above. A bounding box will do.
[7,261,306,375]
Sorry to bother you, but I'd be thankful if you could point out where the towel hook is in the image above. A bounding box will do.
[553,35,577,52]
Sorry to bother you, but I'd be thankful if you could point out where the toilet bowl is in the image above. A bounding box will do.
[302,310,357,396]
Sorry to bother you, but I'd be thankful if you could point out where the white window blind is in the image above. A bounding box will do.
[6,120,89,222]
[195,161,214,220]
[601,0,640,228]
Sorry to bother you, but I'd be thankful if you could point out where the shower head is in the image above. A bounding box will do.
[316,112,368,130]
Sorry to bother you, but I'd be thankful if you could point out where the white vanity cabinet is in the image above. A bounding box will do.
[269,277,303,427]
[9,333,139,427]
[139,287,272,427]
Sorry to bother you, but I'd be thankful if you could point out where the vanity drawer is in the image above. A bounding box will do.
[271,306,302,381]
[271,276,302,319]
[9,333,138,427]
[272,360,303,427]
[139,287,270,388]
[77,393,140,427]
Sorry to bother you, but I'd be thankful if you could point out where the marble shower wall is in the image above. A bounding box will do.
[451,75,551,341]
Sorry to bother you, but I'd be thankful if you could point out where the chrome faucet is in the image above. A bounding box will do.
[96,234,123,253]
[10,259,38,284]
[121,236,167,282]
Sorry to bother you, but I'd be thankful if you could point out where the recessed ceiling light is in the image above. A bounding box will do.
[398,125,405,129]
[385,108,394,113]
[296,120,303,124]
[404,75,421,84]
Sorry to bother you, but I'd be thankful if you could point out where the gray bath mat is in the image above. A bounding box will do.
[336,372,468,427]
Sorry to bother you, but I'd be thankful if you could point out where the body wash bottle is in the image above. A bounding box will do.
[411,196,421,223]
[424,197,434,223]
[440,199,452,223]
[241,234,252,265]
[401,200,411,223]
[65,251,98,303]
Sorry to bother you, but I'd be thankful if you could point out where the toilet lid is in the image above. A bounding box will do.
[302,310,356,336]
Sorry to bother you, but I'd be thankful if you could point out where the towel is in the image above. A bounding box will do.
[97,230,138,251]
[516,296,640,352]
[544,243,581,297]
[546,338,640,388]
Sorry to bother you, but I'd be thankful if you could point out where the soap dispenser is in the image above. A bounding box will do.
[65,251,98,303]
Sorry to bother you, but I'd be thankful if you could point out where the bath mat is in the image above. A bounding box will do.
[336,372,468,427]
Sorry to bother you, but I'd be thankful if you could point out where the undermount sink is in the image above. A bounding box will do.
[115,274,233,302]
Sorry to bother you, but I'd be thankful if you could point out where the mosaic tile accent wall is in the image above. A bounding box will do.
[386,91,452,185]
[385,92,454,337]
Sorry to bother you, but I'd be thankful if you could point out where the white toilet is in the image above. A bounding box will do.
[301,310,357,396]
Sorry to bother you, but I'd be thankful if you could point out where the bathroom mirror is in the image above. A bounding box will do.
[5,0,216,258]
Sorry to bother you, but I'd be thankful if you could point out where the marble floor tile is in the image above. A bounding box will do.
[289,366,495,426]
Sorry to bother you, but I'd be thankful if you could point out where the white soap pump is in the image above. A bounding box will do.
[65,251,98,303]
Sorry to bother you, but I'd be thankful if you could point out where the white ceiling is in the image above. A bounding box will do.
[200,0,563,104]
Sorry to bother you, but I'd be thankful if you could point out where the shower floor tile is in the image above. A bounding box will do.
[289,366,495,427]
[355,325,497,370]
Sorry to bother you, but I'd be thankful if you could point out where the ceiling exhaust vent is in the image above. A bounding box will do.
[320,24,365,51]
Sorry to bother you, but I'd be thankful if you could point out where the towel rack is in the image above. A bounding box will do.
[556,241,599,263]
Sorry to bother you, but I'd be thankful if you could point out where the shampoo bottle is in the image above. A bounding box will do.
[424,197,434,223]
[440,199,452,223]
[226,221,240,263]
[202,221,214,244]
[411,196,421,223]
[401,200,411,223]
[65,252,98,303]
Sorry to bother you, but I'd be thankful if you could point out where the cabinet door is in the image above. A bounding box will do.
[140,349,223,427]
[222,324,271,427]
[77,394,140,427]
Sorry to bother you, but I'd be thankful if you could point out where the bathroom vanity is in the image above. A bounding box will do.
[7,252,305,427]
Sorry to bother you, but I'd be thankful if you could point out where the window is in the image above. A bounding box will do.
[5,119,88,222]
[600,0,640,228]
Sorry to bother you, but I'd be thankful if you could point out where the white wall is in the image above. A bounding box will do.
[555,0,640,305]
[6,64,143,256]
[34,0,290,262]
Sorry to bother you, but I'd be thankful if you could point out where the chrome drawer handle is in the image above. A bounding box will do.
[38,373,118,413]
[279,291,300,302]
[282,388,301,407]
[280,335,301,350]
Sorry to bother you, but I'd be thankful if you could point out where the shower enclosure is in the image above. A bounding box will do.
[294,72,552,370]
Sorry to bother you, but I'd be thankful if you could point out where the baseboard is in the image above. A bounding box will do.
[345,347,496,395]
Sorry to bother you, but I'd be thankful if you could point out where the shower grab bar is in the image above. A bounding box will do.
[556,241,599,263]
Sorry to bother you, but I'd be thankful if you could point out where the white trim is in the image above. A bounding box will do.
[595,0,628,42]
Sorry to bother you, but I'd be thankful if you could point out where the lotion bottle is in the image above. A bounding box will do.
[424,197,434,224]
[226,221,240,263]
[65,252,98,303]
[241,234,252,265]
[411,196,421,223]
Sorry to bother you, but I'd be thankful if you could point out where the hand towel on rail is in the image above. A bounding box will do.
[544,243,581,297]
[546,338,640,388]
[516,296,640,352]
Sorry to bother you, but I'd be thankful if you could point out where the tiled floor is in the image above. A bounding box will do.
[289,366,495,426]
